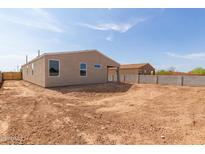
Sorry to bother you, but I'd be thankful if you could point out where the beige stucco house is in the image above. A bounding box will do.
[108,63,155,81]
[21,50,120,87]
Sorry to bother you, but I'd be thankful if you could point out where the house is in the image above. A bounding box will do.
[21,50,120,87]
[0,71,2,86]
[108,63,155,81]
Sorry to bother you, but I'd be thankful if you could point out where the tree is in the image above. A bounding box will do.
[190,67,205,75]
[156,66,176,75]
[156,70,173,75]
[168,66,176,72]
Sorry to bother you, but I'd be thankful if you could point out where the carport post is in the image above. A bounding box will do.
[116,67,120,82]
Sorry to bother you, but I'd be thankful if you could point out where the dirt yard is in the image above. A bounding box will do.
[0,80,205,144]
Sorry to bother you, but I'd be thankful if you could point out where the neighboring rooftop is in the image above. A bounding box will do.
[120,63,149,69]
[109,63,152,69]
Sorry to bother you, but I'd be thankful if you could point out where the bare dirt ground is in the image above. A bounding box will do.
[0,80,205,144]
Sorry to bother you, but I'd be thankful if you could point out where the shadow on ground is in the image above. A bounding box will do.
[48,82,133,94]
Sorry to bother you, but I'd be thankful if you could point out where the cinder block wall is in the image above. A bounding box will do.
[124,74,138,83]
[183,76,205,86]
[109,74,205,87]
[158,75,182,85]
[139,75,157,84]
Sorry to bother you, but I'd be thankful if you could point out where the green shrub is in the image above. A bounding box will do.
[191,67,205,75]
[156,70,173,75]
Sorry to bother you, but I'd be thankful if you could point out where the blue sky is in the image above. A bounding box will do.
[0,8,205,72]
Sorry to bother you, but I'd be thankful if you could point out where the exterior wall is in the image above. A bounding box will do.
[0,72,2,85]
[22,57,46,87]
[183,76,205,86]
[158,75,182,85]
[44,51,119,87]
[109,68,139,76]
[108,64,155,82]
[108,68,139,82]
[120,68,139,75]
[140,64,155,75]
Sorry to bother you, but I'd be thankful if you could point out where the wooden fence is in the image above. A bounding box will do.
[2,72,22,80]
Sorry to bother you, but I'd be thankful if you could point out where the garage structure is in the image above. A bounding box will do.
[21,50,120,87]
[108,63,155,81]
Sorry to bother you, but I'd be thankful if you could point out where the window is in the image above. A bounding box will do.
[49,60,60,76]
[31,63,34,75]
[80,63,87,77]
[94,64,101,69]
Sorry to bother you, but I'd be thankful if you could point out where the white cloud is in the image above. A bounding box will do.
[78,18,146,33]
[0,9,64,33]
[32,8,52,20]
[105,35,113,41]
[165,52,205,60]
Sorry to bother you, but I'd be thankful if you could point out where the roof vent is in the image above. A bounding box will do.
[38,50,40,57]
[26,55,28,64]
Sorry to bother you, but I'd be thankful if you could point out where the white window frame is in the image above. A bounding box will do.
[94,64,102,69]
[80,62,87,77]
[48,59,60,77]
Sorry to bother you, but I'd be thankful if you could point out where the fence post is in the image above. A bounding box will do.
[138,74,140,84]
[156,75,158,84]
[181,75,184,86]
